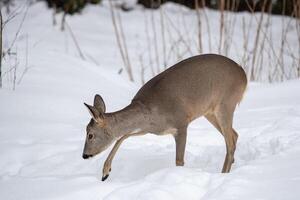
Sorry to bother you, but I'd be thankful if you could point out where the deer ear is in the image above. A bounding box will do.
[94,94,106,113]
[84,103,104,125]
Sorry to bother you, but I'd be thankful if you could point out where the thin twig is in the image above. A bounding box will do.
[143,11,155,76]
[195,0,203,54]
[108,0,134,81]
[5,5,29,57]
[17,33,29,85]
[150,1,160,73]
[159,0,167,68]
[218,0,225,54]
[164,12,193,56]
[65,20,85,60]
[201,0,212,52]
[0,9,2,88]
[116,9,132,78]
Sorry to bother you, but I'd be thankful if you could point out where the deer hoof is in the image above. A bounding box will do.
[102,174,109,181]
[176,160,184,166]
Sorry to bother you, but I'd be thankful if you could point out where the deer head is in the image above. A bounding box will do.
[82,94,115,159]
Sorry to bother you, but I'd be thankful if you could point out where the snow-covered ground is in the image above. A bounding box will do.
[1,1,300,200]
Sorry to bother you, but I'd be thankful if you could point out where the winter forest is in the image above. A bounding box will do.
[0,0,300,200]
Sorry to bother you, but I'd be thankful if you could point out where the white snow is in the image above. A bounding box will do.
[0,1,300,200]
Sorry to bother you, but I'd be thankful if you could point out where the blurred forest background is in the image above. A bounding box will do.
[0,0,299,88]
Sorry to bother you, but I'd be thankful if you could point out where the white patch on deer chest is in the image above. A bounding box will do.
[129,128,142,134]
[161,128,178,135]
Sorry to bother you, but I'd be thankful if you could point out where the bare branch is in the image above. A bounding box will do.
[65,21,86,60]
[0,9,2,88]
[5,5,29,56]
[108,0,134,82]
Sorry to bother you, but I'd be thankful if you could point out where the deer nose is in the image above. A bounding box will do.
[82,154,92,159]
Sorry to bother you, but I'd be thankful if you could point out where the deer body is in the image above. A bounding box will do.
[83,54,247,181]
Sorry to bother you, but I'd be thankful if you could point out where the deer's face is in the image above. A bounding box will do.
[82,119,114,159]
[82,94,114,159]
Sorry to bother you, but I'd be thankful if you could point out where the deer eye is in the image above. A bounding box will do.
[88,134,94,140]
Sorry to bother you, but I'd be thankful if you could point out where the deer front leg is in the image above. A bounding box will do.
[174,126,187,166]
[102,132,144,181]
[102,134,130,181]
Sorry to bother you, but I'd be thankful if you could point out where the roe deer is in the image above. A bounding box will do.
[82,54,247,181]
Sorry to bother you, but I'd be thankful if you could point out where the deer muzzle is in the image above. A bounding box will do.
[82,154,93,159]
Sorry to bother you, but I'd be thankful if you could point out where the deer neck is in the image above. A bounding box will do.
[105,101,150,139]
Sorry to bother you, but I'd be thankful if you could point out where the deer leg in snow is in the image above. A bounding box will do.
[102,134,130,181]
[215,105,238,173]
[206,113,238,164]
[102,132,144,181]
[174,126,187,166]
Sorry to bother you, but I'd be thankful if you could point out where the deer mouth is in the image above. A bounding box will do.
[82,154,93,159]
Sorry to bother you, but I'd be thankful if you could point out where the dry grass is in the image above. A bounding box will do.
[110,1,299,83]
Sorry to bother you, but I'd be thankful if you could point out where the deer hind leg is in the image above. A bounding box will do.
[214,105,238,173]
[205,113,222,134]
[205,113,238,164]
[174,126,187,166]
